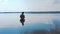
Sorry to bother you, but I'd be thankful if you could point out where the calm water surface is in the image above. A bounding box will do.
[0,13,60,34]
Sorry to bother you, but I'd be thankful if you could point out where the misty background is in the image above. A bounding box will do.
[0,0,60,11]
[0,0,60,34]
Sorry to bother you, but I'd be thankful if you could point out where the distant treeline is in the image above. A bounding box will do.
[0,11,60,14]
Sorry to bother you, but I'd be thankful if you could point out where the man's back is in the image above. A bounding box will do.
[20,14,25,19]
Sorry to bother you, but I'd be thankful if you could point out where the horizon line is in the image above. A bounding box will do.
[0,12,60,14]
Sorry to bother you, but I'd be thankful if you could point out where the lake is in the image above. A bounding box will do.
[0,13,60,34]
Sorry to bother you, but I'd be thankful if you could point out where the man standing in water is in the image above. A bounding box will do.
[20,12,25,26]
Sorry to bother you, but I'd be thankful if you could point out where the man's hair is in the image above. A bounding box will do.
[22,12,24,14]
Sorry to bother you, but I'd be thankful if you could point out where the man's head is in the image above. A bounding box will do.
[22,12,24,14]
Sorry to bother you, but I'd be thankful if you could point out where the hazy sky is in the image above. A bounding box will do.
[0,0,60,12]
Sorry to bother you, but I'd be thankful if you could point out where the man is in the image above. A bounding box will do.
[20,12,25,26]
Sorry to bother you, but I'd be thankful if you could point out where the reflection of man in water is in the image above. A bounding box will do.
[20,12,25,26]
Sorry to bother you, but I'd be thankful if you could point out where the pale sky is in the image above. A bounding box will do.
[0,0,60,12]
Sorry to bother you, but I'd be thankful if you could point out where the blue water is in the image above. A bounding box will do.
[0,13,60,34]
[0,24,54,34]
